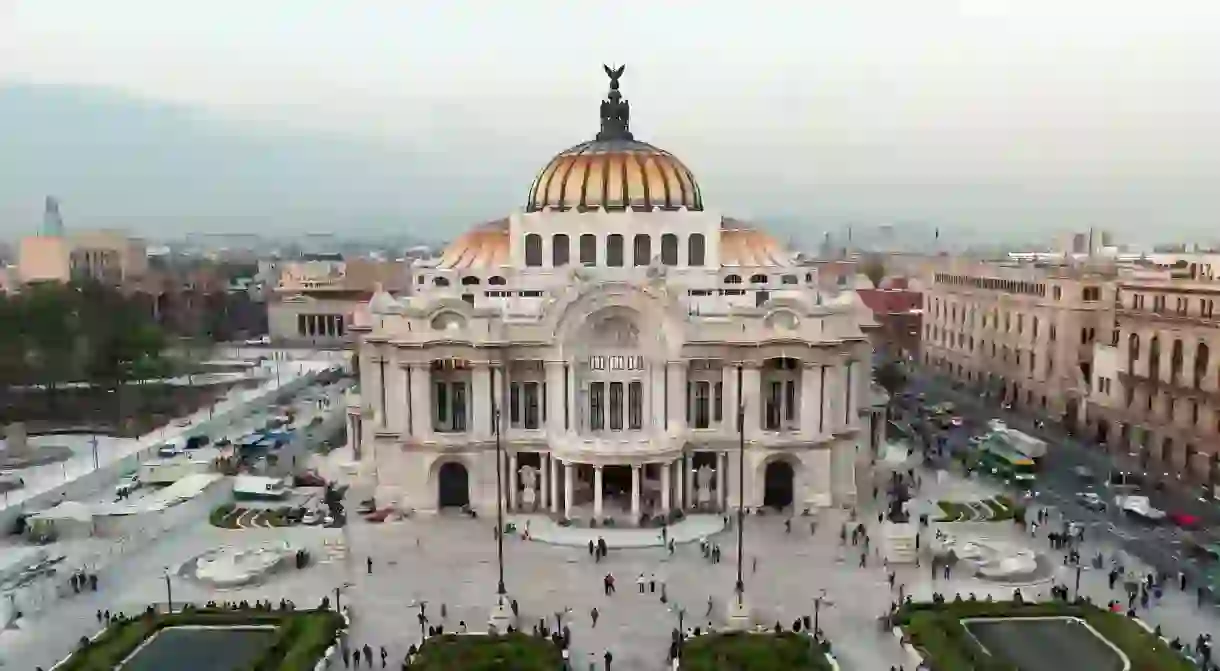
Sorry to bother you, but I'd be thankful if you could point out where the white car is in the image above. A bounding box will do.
[1077,492,1106,511]
[115,474,141,497]
[302,509,324,525]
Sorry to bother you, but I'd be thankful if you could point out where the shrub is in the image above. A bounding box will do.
[682,631,833,671]
[407,633,562,671]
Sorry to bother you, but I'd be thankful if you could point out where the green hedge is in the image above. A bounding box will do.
[680,631,833,671]
[896,600,1193,671]
[406,633,562,671]
[56,608,344,671]
[936,501,971,522]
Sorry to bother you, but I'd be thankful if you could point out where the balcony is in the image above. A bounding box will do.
[1117,371,1215,404]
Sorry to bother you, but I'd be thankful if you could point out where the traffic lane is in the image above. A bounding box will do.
[908,372,1220,527]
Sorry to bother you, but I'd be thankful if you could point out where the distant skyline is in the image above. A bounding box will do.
[2,1,1219,245]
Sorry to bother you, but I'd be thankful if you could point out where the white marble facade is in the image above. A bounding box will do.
[344,69,885,522]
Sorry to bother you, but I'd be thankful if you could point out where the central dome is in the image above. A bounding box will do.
[526,139,703,213]
[525,65,703,213]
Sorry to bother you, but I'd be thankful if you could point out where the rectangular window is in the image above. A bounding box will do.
[628,381,643,430]
[523,382,540,429]
[784,379,796,423]
[435,381,448,424]
[694,381,710,429]
[590,382,605,431]
[609,382,623,430]
[765,381,782,430]
[686,381,693,424]
[541,382,547,423]
[509,382,521,426]
[713,381,723,422]
[451,382,467,432]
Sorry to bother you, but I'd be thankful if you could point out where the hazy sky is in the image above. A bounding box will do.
[2,1,1219,245]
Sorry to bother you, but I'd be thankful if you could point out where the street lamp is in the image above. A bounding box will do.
[494,406,506,602]
[812,590,833,637]
[163,570,174,613]
[1073,563,1084,602]
[734,384,746,607]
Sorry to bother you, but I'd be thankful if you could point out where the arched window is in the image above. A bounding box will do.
[488,275,507,286]
[1171,339,1184,385]
[724,274,742,284]
[579,234,597,266]
[749,274,768,284]
[633,234,651,266]
[781,274,798,285]
[660,233,678,265]
[1149,336,1161,380]
[524,233,543,267]
[552,233,570,267]
[606,234,624,267]
[461,276,480,286]
[433,277,450,287]
[687,233,706,267]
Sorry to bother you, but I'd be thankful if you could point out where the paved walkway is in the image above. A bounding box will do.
[508,514,726,548]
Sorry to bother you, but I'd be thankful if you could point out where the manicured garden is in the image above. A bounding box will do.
[55,607,344,671]
[210,503,293,529]
[896,600,1194,671]
[405,633,563,671]
[680,631,834,671]
[935,496,1021,523]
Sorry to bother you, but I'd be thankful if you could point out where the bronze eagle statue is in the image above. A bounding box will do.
[603,64,625,88]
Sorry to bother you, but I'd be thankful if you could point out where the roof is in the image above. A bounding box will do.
[857,288,922,315]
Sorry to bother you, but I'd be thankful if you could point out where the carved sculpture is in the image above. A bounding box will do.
[695,464,715,506]
[519,464,539,510]
[596,64,633,141]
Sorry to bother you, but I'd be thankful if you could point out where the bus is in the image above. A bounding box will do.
[973,439,1037,487]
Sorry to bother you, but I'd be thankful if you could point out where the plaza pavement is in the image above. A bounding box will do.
[6,448,1220,670]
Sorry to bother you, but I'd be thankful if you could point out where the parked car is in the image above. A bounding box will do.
[1077,492,1107,511]
[302,509,324,525]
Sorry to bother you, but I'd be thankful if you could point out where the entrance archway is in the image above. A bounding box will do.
[437,462,470,508]
[763,461,794,510]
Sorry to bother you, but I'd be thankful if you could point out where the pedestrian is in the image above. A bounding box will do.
[590,606,599,627]
[785,518,792,534]
[363,644,373,667]
[638,573,646,593]
[604,649,614,670]
[367,557,373,575]
[511,598,520,617]
[752,556,758,574]
[588,540,596,557]
[649,574,656,593]
[380,646,388,667]
[353,649,361,667]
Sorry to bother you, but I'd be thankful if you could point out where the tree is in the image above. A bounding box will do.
[874,360,908,400]
[861,254,886,289]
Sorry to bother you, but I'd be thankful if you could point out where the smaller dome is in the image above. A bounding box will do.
[368,284,398,314]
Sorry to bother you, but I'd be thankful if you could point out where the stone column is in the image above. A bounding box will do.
[661,460,671,513]
[650,364,666,433]
[508,452,519,511]
[666,361,687,432]
[540,453,550,510]
[563,462,574,519]
[594,465,604,519]
[545,361,566,435]
[566,365,579,432]
[722,364,739,431]
[549,455,559,513]
[741,364,762,437]
[472,364,492,439]
[683,454,693,511]
[630,465,641,522]
[719,451,730,511]
[800,362,821,437]
[409,362,432,442]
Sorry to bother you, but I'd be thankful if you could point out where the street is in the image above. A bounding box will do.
[902,367,1219,589]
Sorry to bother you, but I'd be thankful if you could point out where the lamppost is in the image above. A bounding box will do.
[735,399,746,607]
[490,405,510,628]
[1073,563,1084,601]
[163,570,174,613]
[812,589,833,637]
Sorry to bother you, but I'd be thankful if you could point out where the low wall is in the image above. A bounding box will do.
[0,372,317,533]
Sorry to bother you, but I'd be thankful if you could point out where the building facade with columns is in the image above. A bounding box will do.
[345,69,884,522]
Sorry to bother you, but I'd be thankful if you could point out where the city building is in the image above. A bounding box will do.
[922,259,1116,426]
[267,255,408,347]
[1086,269,1220,489]
[858,278,923,360]
[344,68,884,519]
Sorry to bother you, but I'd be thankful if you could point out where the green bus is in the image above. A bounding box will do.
[974,439,1037,486]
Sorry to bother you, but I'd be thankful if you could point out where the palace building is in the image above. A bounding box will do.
[346,67,885,522]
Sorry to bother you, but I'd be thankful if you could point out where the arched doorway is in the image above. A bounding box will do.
[763,461,794,510]
[437,462,470,508]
